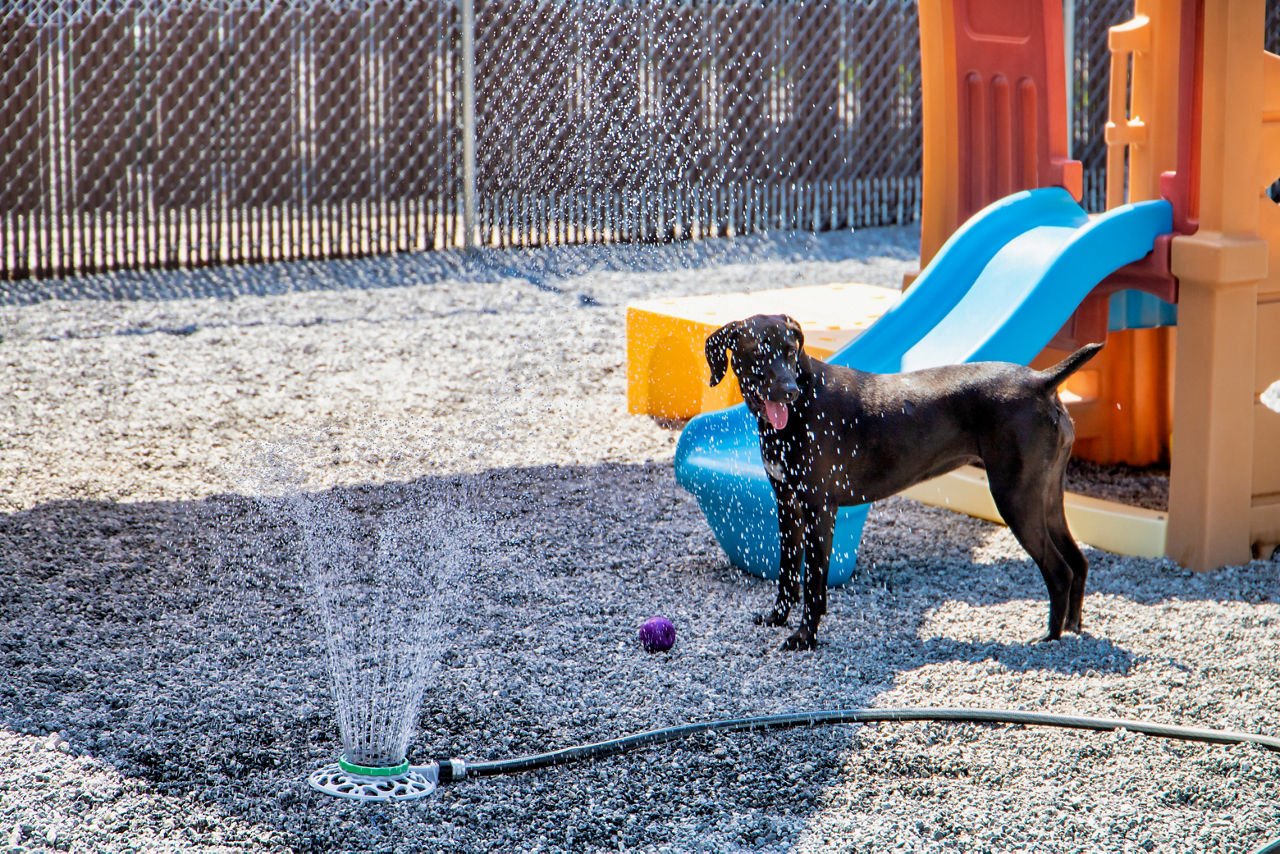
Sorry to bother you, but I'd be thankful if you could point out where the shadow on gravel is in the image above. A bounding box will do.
[0,461,750,850]
[917,635,1144,677]
[0,460,1267,850]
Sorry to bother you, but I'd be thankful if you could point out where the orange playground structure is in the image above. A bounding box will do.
[627,0,1280,571]
[1157,0,1280,568]
[1090,0,1280,569]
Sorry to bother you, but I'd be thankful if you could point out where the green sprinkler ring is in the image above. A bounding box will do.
[308,755,438,801]
[338,756,411,777]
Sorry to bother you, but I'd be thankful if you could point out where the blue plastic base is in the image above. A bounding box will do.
[675,403,865,587]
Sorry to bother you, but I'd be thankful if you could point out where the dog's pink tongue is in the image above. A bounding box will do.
[763,400,789,430]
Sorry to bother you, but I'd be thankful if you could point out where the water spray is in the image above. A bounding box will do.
[236,434,490,804]
[297,497,481,803]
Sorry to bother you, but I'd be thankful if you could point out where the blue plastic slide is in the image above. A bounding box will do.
[673,187,1173,586]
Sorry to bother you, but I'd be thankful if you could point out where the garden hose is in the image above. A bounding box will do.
[432,706,1280,781]
[421,706,1280,850]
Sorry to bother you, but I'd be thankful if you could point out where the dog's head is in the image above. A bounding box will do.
[705,314,805,431]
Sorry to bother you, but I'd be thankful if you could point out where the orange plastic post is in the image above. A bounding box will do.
[1104,1,1187,210]
[1166,0,1272,569]
[916,0,1082,270]
[1255,51,1280,556]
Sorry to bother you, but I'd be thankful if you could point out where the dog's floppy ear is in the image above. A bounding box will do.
[781,315,804,351]
[705,320,746,387]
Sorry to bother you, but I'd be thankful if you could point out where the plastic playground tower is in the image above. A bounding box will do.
[626,0,1280,577]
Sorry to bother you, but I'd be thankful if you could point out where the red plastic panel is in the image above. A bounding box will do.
[951,0,1081,224]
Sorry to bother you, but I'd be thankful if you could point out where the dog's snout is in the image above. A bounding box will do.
[766,364,800,401]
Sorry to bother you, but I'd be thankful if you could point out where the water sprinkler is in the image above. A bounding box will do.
[243,434,490,804]
[286,488,482,804]
[307,756,439,802]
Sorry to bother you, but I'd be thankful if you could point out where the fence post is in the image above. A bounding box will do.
[460,0,478,249]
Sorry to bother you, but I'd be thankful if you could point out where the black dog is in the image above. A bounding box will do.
[705,314,1101,650]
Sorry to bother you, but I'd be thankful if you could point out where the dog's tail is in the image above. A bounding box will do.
[1036,342,1104,389]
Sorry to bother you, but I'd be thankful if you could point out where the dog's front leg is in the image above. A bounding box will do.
[784,502,837,651]
[757,490,804,627]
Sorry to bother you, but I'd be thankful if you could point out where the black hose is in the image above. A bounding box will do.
[439,706,1280,782]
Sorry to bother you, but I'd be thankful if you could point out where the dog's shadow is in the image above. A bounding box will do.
[832,496,1255,678]
[822,560,1153,678]
[916,632,1149,677]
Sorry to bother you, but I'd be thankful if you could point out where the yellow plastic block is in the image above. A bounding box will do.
[626,283,901,420]
[900,464,1168,559]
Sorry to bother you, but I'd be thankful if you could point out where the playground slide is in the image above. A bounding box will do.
[674,187,1174,586]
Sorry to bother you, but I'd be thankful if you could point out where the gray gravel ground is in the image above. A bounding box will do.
[2,227,1278,854]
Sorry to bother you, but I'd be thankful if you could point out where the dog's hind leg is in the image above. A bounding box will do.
[1044,450,1089,633]
[986,458,1076,642]
[1048,487,1088,633]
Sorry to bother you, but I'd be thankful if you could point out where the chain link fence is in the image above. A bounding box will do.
[2,1,1277,281]
[1,0,922,279]
[470,0,921,249]
[2,0,462,279]
[1070,0,1134,211]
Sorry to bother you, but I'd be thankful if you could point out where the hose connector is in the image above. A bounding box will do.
[437,758,468,783]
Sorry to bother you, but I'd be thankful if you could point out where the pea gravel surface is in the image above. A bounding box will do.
[2,228,1279,854]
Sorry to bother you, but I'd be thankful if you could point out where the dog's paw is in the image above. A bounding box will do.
[781,629,818,651]
[754,607,789,627]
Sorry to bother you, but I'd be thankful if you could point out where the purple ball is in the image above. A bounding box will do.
[638,617,676,653]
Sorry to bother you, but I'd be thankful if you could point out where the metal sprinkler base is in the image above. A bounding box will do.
[308,757,439,801]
